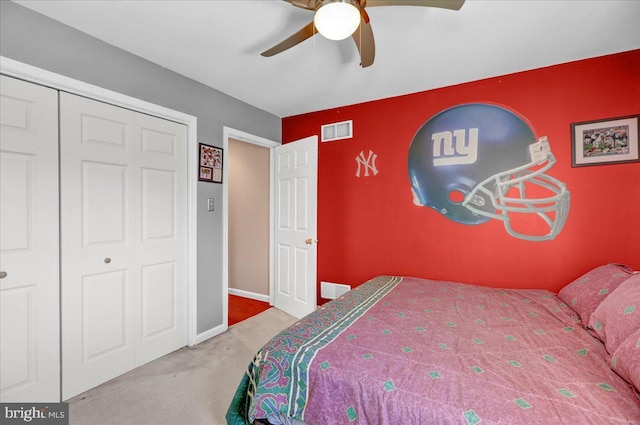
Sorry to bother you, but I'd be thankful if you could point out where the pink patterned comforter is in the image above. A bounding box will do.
[238,276,640,424]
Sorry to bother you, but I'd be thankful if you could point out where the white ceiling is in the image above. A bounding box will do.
[14,0,640,118]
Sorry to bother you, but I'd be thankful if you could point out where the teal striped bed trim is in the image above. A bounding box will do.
[289,276,402,419]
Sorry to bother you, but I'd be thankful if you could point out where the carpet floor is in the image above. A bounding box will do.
[67,308,297,425]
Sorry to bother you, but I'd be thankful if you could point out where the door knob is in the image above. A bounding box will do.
[0,271,6,279]
[104,258,111,264]
[305,238,318,245]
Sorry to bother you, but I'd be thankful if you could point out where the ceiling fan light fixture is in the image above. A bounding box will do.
[314,0,361,41]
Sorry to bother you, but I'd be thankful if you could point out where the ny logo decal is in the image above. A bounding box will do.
[355,150,379,177]
[432,128,478,166]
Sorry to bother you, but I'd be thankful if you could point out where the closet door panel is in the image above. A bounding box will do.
[0,286,35,394]
[141,168,175,240]
[0,153,30,250]
[135,113,187,365]
[60,93,137,400]
[81,270,128,361]
[60,93,187,400]
[141,261,176,338]
[0,75,60,402]
[82,161,128,246]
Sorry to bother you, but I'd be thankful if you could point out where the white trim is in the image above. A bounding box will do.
[0,56,199,347]
[228,288,270,303]
[194,323,226,345]
[269,148,275,306]
[222,126,280,331]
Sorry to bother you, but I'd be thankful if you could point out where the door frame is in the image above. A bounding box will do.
[222,127,280,327]
[0,56,199,346]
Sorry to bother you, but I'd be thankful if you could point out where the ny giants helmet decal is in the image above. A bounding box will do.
[408,103,570,241]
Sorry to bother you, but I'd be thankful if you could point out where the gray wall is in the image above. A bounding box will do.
[0,1,282,334]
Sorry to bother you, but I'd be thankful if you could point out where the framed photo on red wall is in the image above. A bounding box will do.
[199,143,223,183]
[571,115,639,167]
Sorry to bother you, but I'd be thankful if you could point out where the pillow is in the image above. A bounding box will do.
[557,263,634,325]
[610,328,640,391]
[589,273,640,354]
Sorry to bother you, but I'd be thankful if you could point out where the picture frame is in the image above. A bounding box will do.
[199,143,223,183]
[571,115,639,167]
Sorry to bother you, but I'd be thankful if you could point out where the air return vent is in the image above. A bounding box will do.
[321,120,353,142]
[321,281,351,299]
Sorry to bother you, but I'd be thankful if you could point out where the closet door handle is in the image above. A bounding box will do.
[104,258,111,264]
[0,271,6,279]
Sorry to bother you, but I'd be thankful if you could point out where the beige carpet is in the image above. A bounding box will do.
[68,308,297,425]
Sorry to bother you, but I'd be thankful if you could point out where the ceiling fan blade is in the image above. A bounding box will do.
[365,0,465,10]
[352,11,375,68]
[287,0,316,10]
[261,21,316,57]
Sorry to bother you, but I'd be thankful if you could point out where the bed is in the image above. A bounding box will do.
[227,265,640,424]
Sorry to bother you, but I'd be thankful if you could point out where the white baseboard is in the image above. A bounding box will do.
[194,323,226,345]
[194,289,270,345]
[229,288,270,303]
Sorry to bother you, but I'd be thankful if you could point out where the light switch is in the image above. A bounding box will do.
[207,198,215,212]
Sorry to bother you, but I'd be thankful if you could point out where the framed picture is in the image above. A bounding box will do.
[571,115,639,167]
[199,143,223,183]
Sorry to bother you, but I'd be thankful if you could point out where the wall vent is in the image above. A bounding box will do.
[321,120,353,142]
[321,281,351,299]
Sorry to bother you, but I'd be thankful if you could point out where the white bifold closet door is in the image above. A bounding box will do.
[60,93,188,400]
[0,75,60,402]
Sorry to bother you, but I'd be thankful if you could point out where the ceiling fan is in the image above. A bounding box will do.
[261,0,466,68]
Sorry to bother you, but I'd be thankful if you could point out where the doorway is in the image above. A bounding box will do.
[222,127,279,327]
[222,128,318,324]
[228,138,270,323]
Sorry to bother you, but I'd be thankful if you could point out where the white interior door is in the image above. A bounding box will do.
[0,75,60,402]
[60,93,187,400]
[274,136,318,318]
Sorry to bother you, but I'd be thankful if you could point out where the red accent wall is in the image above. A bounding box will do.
[282,50,640,302]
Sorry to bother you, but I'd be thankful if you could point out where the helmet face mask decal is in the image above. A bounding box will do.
[463,138,571,241]
[408,103,570,241]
